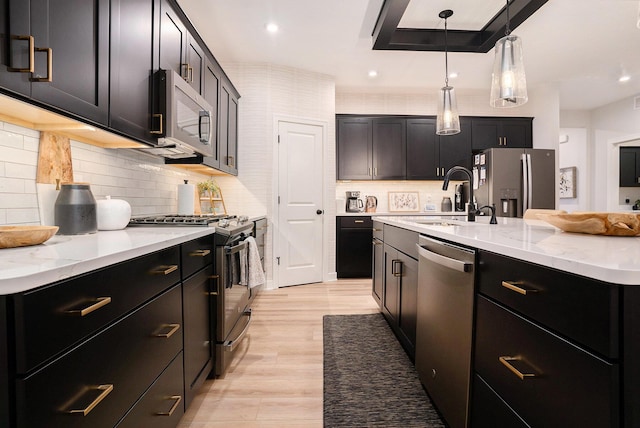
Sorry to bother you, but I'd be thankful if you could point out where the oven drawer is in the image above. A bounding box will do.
[182,235,214,280]
[13,246,180,374]
[477,250,619,358]
[475,295,619,428]
[15,284,183,428]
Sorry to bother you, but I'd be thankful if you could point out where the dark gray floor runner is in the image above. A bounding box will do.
[323,313,446,428]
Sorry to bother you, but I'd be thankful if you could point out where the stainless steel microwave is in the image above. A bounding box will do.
[146,69,215,159]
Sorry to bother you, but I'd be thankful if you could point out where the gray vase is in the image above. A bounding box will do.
[54,183,97,235]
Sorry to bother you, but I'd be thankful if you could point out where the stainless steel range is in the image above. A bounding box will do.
[127,214,257,377]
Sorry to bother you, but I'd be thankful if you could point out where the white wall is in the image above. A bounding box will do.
[0,120,210,226]
[558,128,588,212]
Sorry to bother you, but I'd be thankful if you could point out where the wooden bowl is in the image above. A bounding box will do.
[0,226,59,249]
[538,212,640,236]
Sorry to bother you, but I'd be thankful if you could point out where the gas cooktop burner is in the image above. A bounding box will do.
[128,214,234,226]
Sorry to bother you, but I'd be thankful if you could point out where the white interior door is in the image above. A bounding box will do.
[276,120,324,287]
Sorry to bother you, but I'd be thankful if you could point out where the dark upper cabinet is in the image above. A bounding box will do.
[109,0,155,143]
[159,0,204,95]
[337,117,373,180]
[373,117,406,179]
[203,59,221,168]
[219,79,239,175]
[1,0,110,125]
[406,117,472,180]
[619,147,640,187]
[471,117,532,151]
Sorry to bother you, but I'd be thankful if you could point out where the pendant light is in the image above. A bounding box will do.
[489,0,528,108]
[436,10,461,136]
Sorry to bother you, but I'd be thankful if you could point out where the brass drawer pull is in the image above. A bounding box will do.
[153,323,180,338]
[157,395,182,416]
[392,259,403,277]
[354,220,364,224]
[208,275,220,296]
[7,35,34,72]
[150,113,163,135]
[189,249,210,257]
[501,281,538,295]
[372,240,382,246]
[372,228,381,232]
[499,356,537,380]
[63,297,111,317]
[63,384,113,416]
[151,265,178,275]
[30,47,52,82]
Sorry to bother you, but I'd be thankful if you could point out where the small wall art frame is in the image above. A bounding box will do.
[388,191,420,212]
[559,166,577,199]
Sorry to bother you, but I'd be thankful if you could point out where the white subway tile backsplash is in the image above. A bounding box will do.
[0,177,26,193]
[0,129,25,149]
[6,208,39,224]
[5,163,36,179]
[1,145,37,166]
[3,123,39,138]
[0,193,37,209]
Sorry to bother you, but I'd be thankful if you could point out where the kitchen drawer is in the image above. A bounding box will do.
[339,216,373,228]
[478,250,619,358]
[384,224,418,259]
[182,235,214,279]
[116,352,185,428]
[15,284,183,428]
[372,220,383,240]
[475,295,619,428]
[470,374,529,428]
[13,246,180,374]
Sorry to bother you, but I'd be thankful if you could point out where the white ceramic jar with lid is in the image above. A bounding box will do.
[96,196,132,230]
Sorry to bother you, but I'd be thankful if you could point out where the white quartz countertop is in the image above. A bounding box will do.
[377,215,640,285]
[338,211,467,217]
[0,227,216,295]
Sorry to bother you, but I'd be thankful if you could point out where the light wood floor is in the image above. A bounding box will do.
[177,279,379,428]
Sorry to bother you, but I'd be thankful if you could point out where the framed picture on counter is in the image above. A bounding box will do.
[388,191,420,212]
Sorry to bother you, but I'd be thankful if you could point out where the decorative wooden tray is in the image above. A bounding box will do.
[0,226,59,249]
[538,212,640,236]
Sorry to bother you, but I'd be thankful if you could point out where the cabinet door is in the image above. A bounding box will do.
[109,0,154,143]
[219,79,239,175]
[183,268,213,408]
[159,0,187,80]
[185,36,204,95]
[383,245,399,325]
[620,147,640,187]
[336,117,373,180]
[501,118,532,148]
[397,251,417,357]
[0,0,31,96]
[203,59,220,168]
[336,217,373,278]
[372,238,383,307]
[372,117,406,179]
[406,117,438,180]
[439,118,472,173]
[471,118,500,152]
[30,0,109,125]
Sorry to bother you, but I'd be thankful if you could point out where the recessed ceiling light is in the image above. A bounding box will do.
[449,72,458,79]
[619,75,631,83]
[266,23,279,33]
[368,70,378,78]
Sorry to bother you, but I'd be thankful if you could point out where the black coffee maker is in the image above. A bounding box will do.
[454,183,469,212]
[346,191,364,212]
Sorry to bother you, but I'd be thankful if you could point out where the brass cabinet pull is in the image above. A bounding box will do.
[63,297,111,317]
[189,249,210,257]
[372,228,381,232]
[153,323,180,338]
[150,113,163,134]
[354,220,364,224]
[63,384,113,415]
[392,259,403,277]
[373,167,377,176]
[181,63,189,81]
[501,280,538,295]
[227,155,234,167]
[151,265,178,275]
[7,35,34,72]
[208,275,220,296]
[369,167,372,176]
[499,356,537,380]
[30,47,52,82]
[157,395,182,416]
[187,65,194,83]
[372,240,382,246]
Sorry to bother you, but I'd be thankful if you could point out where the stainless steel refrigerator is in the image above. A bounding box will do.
[474,148,555,218]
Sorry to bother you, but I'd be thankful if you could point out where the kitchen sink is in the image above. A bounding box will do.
[413,218,489,227]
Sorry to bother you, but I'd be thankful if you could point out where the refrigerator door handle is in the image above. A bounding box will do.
[526,154,533,209]
[521,153,529,213]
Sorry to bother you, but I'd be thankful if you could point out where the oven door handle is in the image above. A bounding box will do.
[223,309,252,352]
[225,240,248,255]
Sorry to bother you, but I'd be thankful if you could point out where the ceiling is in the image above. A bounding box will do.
[177,0,640,111]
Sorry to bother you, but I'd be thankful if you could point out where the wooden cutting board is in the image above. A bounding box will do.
[36,132,73,226]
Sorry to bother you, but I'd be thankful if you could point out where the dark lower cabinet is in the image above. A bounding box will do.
[372,234,383,308]
[336,216,373,278]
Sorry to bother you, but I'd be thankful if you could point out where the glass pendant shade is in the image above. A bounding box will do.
[436,86,461,135]
[490,34,528,107]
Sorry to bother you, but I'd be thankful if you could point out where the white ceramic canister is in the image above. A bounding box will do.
[96,196,132,230]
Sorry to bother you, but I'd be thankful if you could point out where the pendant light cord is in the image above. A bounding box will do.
[444,16,449,86]
[505,0,511,35]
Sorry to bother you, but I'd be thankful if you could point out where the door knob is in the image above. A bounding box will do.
[316,209,323,215]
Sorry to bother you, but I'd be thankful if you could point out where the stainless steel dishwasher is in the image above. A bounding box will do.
[415,235,476,428]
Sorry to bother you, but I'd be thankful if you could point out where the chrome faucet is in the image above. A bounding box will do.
[442,166,475,222]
